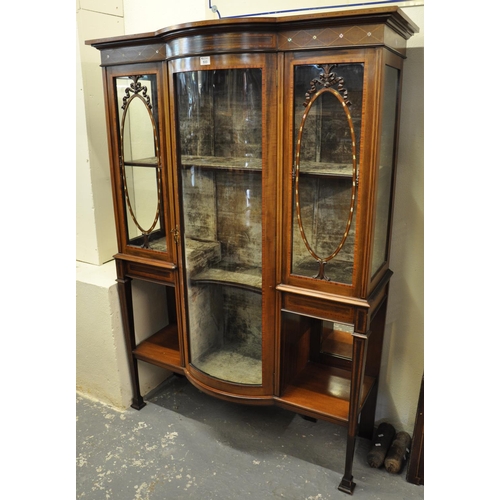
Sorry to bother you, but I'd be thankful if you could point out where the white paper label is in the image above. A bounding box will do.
[200,56,211,66]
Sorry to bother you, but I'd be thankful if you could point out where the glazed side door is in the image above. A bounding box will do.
[104,62,177,265]
[281,49,380,300]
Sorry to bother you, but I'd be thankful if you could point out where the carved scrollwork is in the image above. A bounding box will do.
[303,64,351,108]
[121,75,152,110]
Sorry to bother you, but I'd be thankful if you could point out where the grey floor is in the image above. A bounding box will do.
[76,375,424,500]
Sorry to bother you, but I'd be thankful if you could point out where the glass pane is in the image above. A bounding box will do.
[175,68,263,385]
[371,66,399,277]
[291,64,363,284]
[115,75,167,252]
[320,321,353,359]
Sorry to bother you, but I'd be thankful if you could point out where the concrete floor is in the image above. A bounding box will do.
[76,375,424,499]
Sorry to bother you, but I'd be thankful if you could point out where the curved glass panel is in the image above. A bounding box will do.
[292,64,363,284]
[175,68,263,385]
[115,75,167,251]
[371,66,399,277]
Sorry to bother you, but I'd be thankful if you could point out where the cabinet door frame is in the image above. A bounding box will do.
[167,52,278,398]
[366,49,405,297]
[103,62,176,264]
[281,48,382,300]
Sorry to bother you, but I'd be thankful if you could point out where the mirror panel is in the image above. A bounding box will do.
[319,321,354,360]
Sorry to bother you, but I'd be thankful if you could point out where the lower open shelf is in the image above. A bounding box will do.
[277,362,375,424]
[133,324,183,372]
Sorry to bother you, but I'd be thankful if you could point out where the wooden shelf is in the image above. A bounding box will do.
[292,258,353,284]
[191,263,262,290]
[128,232,167,252]
[298,161,353,178]
[124,156,159,167]
[277,362,375,424]
[133,324,182,370]
[181,155,262,171]
[180,156,352,177]
[185,239,262,290]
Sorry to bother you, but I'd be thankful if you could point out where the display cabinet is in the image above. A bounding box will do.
[87,6,418,494]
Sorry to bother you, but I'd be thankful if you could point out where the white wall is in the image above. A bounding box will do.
[206,0,422,18]
[379,5,424,431]
[76,1,123,265]
[122,0,207,33]
[76,1,424,432]
[76,0,172,407]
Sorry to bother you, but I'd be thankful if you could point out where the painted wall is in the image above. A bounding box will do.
[379,5,424,431]
[76,0,424,432]
[76,0,173,407]
[77,2,123,266]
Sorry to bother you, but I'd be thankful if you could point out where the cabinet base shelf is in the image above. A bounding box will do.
[194,347,262,385]
[277,363,375,424]
[133,324,183,373]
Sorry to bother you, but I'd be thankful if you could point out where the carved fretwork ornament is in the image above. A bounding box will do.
[304,64,351,108]
[122,75,152,110]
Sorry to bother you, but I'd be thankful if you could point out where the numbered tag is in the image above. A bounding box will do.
[200,56,211,66]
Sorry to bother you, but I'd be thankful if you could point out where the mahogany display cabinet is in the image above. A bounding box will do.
[87,6,418,494]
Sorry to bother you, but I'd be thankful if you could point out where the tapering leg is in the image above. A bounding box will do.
[358,380,378,439]
[359,298,388,439]
[338,334,367,494]
[116,273,146,410]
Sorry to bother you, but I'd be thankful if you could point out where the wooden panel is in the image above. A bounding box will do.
[280,313,311,390]
[133,324,183,370]
[126,262,176,283]
[278,24,384,51]
[101,44,166,66]
[407,376,424,485]
[167,32,276,59]
[282,292,355,324]
[277,363,375,424]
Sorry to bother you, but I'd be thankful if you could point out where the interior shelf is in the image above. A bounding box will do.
[124,156,159,167]
[129,232,167,252]
[181,155,262,171]
[180,156,353,177]
[298,161,353,177]
[133,324,182,370]
[292,258,353,284]
[185,238,262,290]
[278,363,375,423]
[190,262,262,290]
